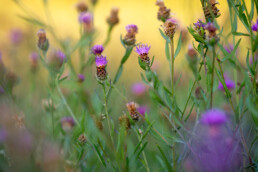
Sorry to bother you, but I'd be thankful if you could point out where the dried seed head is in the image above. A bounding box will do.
[163,18,177,38]
[203,2,220,20]
[156,0,171,22]
[78,134,87,143]
[119,115,131,130]
[107,7,119,26]
[37,29,49,52]
[123,24,138,46]
[126,102,140,121]
[76,2,88,13]
[248,72,258,84]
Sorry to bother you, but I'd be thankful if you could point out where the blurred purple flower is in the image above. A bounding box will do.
[137,105,149,116]
[30,52,38,61]
[92,45,104,55]
[95,56,108,66]
[56,50,66,62]
[205,22,217,32]
[79,12,93,24]
[224,44,234,54]
[135,44,151,56]
[200,109,228,126]
[252,19,258,32]
[166,18,177,24]
[249,55,258,65]
[194,19,205,29]
[77,73,85,82]
[9,29,23,45]
[218,77,235,91]
[0,86,4,94]
[0,128,7,143]
[131,82,147,96]
[126,24,138,33]
[61,116,75,132]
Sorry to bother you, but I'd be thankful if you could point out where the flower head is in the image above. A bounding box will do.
[92,45,104,56]
[131,82,147,96]
[61,116,75,132]
[224,44,234,54]
[95,56,108,67]
[126,102,140,121]
[107,7,119,26]
[163,18,177,38]
[37,29,49,52]
[194,19,205,29]
[138,106,149,116]
[126,24,138,33]
[47,50,66,71]
[135,44,151,56]
[76,1,88,13]
[252,19,258,32]
[79,12,93,24]
[200,109,228,126]
[156,0,171,22]
[10,28,23,45]
[218,78,235,91]
[77,74,85,83]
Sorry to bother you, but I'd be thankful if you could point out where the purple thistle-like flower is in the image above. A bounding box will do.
[218,78,235,91]
[0,128,7,143]
[79,12,93,24]
[131,82,147,96]
[61,116,75,132]
[135,44,151,56]
[200,109,228,126]
[194,19,205,29]
[10,28,23,45]
[30,52,38,61]
[126,24,138,33]
[92,45,104,55]
[252,19,258,32]
[224,44,234,54]
[56,50,66,63]
[166,18,177,24]
[0,86,4,94]
[249,54,258,65]
[205,22,217,32]
[95,56,108,66]
[77,74,85,82]
[138,106,149,116]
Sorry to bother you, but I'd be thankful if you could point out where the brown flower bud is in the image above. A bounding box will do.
[119,115,131,130]
[163,18,177,38]
[76,2,88,13]
[203,2,220,20]
[156,0,171,22]
[107,7,119,26]
[78,134,87,143]
[96,65,107,81]
[123,24,138,46]
[126,102,140,121]
[37,29,49,52]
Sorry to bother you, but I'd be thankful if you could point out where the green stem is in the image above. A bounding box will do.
[210,47,216,108]
[170,38,175,97]
[136,130,150,172]
[102,83,115,149]
[103,26,113,46]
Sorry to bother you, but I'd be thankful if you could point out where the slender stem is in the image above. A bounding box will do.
[152,128,169,145]
[136,130,150,172]
[170,38,175,97]
[210,47,216,108]
[112,83,128,102]
[172,142,176,171]
[102,83,115,148]
[51,104,54,136]
[103,26,113,46]
[56,79,80,127]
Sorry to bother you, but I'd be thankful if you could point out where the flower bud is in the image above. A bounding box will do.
[123,24,138,46]
[41,99,55,112]
[77,74,85,83]
[76,1,88,13]
[163,18,177,38]
[79,12,94,33]
[29,52,38,72]
[126,102,140,121]
[78,134,87,143]
[37,29,49,52]
[61,116,75,132]
[156,0,171,22]
[107,7,119,26]
[47,50,66,71]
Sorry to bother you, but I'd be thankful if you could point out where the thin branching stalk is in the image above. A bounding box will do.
[210,46,216,108]
[170,38,175,97]
[103,26,113,46]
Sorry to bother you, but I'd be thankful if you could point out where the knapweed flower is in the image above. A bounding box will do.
[61,116,75,132]
[218,77,235,91]
[136,44,151,66]
[29,52,38,72]
[205,22,219,44]
[79,12,94,33]
[131,82,147,96]
[126,102,140,121]
[0,128,7,143]
[194,19,206,39]
[156,0,171,22]
[163,18,177,38]
[187,45,198,73]
[138,105,149,116]
[76,1,88,13]
[47,50,66,71]
[200,109,228,126]
[9,29,23,45]
[37,29,49,52]
[123,24,138,46]
[77,74,85,83]
[252,19,258,32]
[107,7,119,26]
[92,45,104,56]
[187,45,197,59]
[95,56,108,81]
[203,0,220,19]
[119,115,131,130]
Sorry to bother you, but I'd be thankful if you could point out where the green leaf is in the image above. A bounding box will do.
[157,145,173,172]
[232,32,250,36]
[250,0,255,21]
[165,41,170,60]
[136,142,148,159]
[215,69,231,98]
[93,144,107,167]
[120,34,126,48]
[17,15,46,27]
[159,28,170,42]
[121,47,133,64]
[174,32,182,58]
[113,65,123,84]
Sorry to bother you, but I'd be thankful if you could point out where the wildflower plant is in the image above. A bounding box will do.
[0,0,257,171]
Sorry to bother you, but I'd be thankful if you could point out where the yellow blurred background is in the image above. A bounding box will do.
[0,0,253,84]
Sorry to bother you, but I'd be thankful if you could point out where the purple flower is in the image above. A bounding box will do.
[166,18,177,24]
[218,78,235,91]
[0,86,4,94]
[194,19,205,29]
[9,28,23,45]
[77,73,85,82]
[224,44,234,54]
[92,45,104,55]
[200,109,228,126]
[252,19,258,32]
[126,24,138,33]
[138,106,149,116]
[0,128,7,143]
[135,44,151,56]
[249,55,258,65]
[61,116,75,132]
[131,82,147,96]
[30,52,38,61]
[95,56,108,66]
[205,22,217,32]
[56,50,66,63]
[79,12,93,24]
